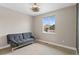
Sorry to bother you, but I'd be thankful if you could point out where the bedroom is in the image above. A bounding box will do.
[0,3,77,55]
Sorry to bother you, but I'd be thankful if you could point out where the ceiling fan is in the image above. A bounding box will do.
[31,3,40,12]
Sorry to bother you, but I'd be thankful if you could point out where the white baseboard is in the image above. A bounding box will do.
[38,40,76,51]
[0,44,10,49]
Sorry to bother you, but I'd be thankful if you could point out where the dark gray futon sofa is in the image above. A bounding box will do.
[7,32,35,48]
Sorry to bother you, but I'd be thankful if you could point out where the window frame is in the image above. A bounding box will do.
[42,15,56,34]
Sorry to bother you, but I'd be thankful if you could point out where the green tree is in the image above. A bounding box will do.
[49,25,55,30]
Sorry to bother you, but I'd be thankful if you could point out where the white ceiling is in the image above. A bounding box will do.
[0,3,75,16]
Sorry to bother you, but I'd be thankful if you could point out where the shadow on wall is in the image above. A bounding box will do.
[0,35,8,47]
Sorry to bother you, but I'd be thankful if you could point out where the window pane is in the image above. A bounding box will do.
[42,16,56,33]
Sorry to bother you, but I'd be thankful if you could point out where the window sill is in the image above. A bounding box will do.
[42,32,56,34]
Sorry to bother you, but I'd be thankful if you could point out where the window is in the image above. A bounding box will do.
[42,16,56,34]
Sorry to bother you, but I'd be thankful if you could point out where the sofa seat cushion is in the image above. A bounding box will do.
[21,38,34,43]
[17,38,34,45]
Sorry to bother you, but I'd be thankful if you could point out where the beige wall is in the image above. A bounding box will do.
[0,6,33,47]
[33,5,76,48]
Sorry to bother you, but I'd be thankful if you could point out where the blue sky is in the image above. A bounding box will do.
[42,16,56,25]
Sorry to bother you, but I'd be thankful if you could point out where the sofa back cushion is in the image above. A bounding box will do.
[7,33,23,43]
[22,32,32,39]
[14,34,23,41]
